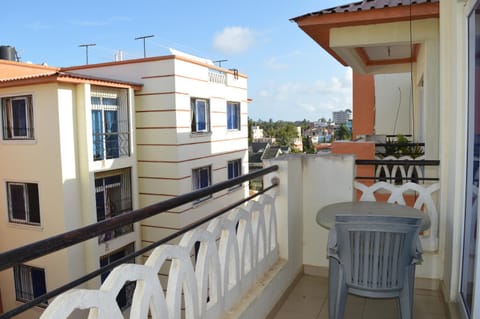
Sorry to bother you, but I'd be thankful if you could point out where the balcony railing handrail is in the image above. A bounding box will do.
[375,142,425,147]
[355,159,440,166]
[0,165,278,271]
[0,165,279,319]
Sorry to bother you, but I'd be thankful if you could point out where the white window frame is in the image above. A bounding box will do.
[91,88,130,161]
[13,264,47,305]
[227,101,241,130]
[6,181,41,225]
[191,98,210,133]
[192,165,212,202]
[228,159,242,179]
[1,95,34,140]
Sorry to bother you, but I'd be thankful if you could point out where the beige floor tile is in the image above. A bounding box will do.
[278,293,326,317]
[271,274,449,319]
[290,275,329,299]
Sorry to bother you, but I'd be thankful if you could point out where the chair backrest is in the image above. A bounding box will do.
[334,215,422,293]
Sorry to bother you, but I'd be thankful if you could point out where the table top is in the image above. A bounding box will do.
[316,201,430,231]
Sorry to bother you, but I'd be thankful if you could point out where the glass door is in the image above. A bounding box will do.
[461,4,480,318]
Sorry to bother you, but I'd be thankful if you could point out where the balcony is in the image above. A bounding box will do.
[0,154,452,319]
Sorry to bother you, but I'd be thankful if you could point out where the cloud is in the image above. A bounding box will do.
[251,69,353,121]
[265,56,288,70]
[69,16,131,27]
[213,27,255,55]
[25,21,51,31]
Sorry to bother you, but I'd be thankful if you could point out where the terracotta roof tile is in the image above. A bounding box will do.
[293,0,438,19]
[0,59,142,89]
[0,59,59,81]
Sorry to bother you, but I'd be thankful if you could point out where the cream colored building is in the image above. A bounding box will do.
[65,52,250,249]
[0,59,142,317]
[0,51,249,316]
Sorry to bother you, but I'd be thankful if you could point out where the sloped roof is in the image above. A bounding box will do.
[294,0,438,20]
[251,142,269,153]
[0,59,143,89]
[291,0,439,73]
[0,59,59,81]
[262,146,281,160]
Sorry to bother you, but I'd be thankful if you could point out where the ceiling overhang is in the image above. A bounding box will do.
[291,1,439,74]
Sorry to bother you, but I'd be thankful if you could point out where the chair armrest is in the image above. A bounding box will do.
[412,237,423,264]
[327,229,340,261]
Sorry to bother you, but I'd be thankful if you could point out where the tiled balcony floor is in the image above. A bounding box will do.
[272,275,449,319]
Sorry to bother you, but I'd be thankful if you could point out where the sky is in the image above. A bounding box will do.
[2,0,353,122]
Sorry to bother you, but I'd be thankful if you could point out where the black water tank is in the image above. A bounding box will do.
[0,46,18,61]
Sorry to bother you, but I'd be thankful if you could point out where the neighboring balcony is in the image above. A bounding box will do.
[92,121,130,161]
[0,154,449,319]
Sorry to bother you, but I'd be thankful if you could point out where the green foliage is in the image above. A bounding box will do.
[303,136,315,154]
[381,134,425,158]
[334,124,351,141]
[250,118,300,147]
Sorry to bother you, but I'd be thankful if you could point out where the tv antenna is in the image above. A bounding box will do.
[135,35,155,58]
[214,59,228,67]
[79,43,96,64]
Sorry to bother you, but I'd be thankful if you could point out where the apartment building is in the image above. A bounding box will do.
[0,50,249,316]
[332,109,352,125]
[65,51,250,249]
[0,58,142,316]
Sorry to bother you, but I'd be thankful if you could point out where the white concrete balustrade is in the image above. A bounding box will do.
[37,154,443,318]
[40,193,280,319]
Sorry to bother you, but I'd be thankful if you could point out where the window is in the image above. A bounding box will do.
[13,264,47,305]
[95,169,133,242]
[100,243,135,310]
[1,95,34,140]
[6,182,40,225]
[91,88,130,161]
[228,159,242,179]
[192,166,212,202]
[227,102,240,130]
[191,98,210,133]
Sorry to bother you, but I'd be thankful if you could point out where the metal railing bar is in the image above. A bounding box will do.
[0,165,279,271]
[355,176,440,181]
[355,159,440,166]
[375,142,425,147]
[0,178,279,319]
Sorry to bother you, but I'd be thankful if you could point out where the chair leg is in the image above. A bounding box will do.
[328,259,339,319]
[398,265,415,319]
[329,259,348,319]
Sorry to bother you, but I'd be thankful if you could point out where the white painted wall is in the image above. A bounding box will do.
[374,73,412,136]
[67,57,250,251]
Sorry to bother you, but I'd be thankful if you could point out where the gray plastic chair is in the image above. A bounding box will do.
[327,215,423,319]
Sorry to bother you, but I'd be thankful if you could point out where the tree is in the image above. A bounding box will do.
[335,124,351,141]
[303,136,315,154]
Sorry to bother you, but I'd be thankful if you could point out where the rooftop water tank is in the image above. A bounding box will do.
[0,46,18,61]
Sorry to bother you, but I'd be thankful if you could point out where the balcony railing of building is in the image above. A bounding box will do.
[92,131,130,161]
[208,69,226,85]
[355,158,440,184]
[0,165,279,319]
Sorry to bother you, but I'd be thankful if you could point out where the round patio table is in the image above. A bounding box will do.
[316,201,431,232]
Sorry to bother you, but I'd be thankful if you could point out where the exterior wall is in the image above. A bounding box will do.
[74,83,140,288]
[331,141,376,194]
[352,72,375,138]
[0,80,140,316]
[0,83,77,317]
[66,56,249,252]
[439,0,469,303]
[301,154,356,268]
[374,73,412,136]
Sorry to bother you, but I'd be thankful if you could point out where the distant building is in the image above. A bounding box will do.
[252,125,264,139]
[332,109,352,125]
